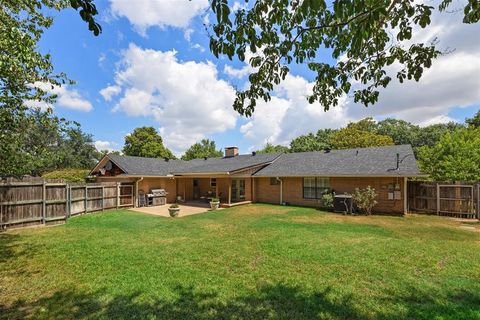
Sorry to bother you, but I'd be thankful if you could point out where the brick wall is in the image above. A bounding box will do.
[254,176,405,214]
[137,178,177,203]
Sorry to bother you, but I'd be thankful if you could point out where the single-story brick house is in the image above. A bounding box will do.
[90,145,422,214]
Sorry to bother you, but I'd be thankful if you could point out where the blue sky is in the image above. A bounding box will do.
[38,0,480,156]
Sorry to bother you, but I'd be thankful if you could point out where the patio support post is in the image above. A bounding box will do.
[228,179,232,205]
[403,177,408,215]
[250,177,254,202]
[183,179,186,201]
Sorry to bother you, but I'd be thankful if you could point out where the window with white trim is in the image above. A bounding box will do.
[210,178,217,187]
[303,177,330,199]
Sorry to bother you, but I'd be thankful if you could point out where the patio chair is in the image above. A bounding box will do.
[138,190,147,207]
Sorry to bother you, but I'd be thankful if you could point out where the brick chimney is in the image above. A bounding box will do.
[225,146,239,157]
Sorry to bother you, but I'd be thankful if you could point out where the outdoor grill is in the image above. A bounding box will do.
[147,188,167,206]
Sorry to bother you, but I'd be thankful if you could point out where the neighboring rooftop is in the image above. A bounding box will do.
[253,145,421,177]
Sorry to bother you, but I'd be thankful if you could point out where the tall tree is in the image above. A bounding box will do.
[376,118,420,146]
[416,122,464,148]
[465,110,480,128]
[209,0,479,116]
[331,126,394,149]
[290,129,336,152]
[123,127,176,159]
[1,0,100,177]
[417,127,480,182]
[181,139,223,160]
[58,127,100,169]
[0,109,99,177]
[255,143,289,154]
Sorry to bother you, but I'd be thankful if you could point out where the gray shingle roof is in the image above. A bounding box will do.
[107,155,191,176]
[105,145,421,177]
[107,152,282,176]
[253,145,421,177]
[172,153,282,174]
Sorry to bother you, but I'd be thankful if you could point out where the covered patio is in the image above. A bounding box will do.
[174,176,254,206]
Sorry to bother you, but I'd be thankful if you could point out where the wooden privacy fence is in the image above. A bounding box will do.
[0,179,134,229]
[408,181,480,219]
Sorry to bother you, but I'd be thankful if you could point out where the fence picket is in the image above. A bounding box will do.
[0,179,133,229]
[409,181,479,219]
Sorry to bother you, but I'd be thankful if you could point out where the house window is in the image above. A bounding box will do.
[210,178,217,187]
[270,177,280,185]
[303,177,330,199]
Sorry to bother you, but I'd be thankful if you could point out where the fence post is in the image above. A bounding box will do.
[65,183,70,219]
[477,184,480,220]
[102,185,105,211]
[436,183,440,216]
[116,183,120,209]
[84,185,88,214]
[42,181,46,224]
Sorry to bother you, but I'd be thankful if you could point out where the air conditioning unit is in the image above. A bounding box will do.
[334,195,353,214]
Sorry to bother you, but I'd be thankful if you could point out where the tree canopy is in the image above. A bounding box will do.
[123,127,176,159]
[466,110,480,128]
[255,143,290,154]
[417,127,480,182]
[209,0,479,116]
[0,109,100,177]
[181,139,223,160]
[331,126,394,149]
[289,129,337,152]
[1,0,101,178]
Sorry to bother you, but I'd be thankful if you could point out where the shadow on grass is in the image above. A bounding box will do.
[0,233,26,264]
[1,284,479,320]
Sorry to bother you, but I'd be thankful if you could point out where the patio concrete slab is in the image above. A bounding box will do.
[129,203,222,218]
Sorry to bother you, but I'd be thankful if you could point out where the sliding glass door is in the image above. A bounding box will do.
[231,179,245,202]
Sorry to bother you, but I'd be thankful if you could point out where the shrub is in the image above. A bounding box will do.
[169,203,179,208]
[42,168,90,182]
[352,186,378,215]
[211,197,220,203]
[321,193,333,209]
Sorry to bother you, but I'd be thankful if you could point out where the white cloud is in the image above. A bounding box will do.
[241,75,350,149]
[26,82,93,112]
[239,2,480,145]
[232,1,247,11]
[98,53,106,64]
[192,43,205,52]
[184,28,194,42]
[100,85,122,102]
[418,114,457,127]
[345,3,480,124]
[94,140,118,152]
[104,43,237,154]
[224,65,250,78]
[109,0,209,35]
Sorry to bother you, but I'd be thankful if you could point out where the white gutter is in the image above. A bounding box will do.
[135,177,144,207]
[276,177,283,205]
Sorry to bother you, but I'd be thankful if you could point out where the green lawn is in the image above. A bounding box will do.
[1,204,479,320]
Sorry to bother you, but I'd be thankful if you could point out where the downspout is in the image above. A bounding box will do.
[404,177,408,215]
[276,177,283,205]
[135,177,144,207]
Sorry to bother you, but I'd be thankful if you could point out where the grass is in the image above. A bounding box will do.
[1,204,479,319]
